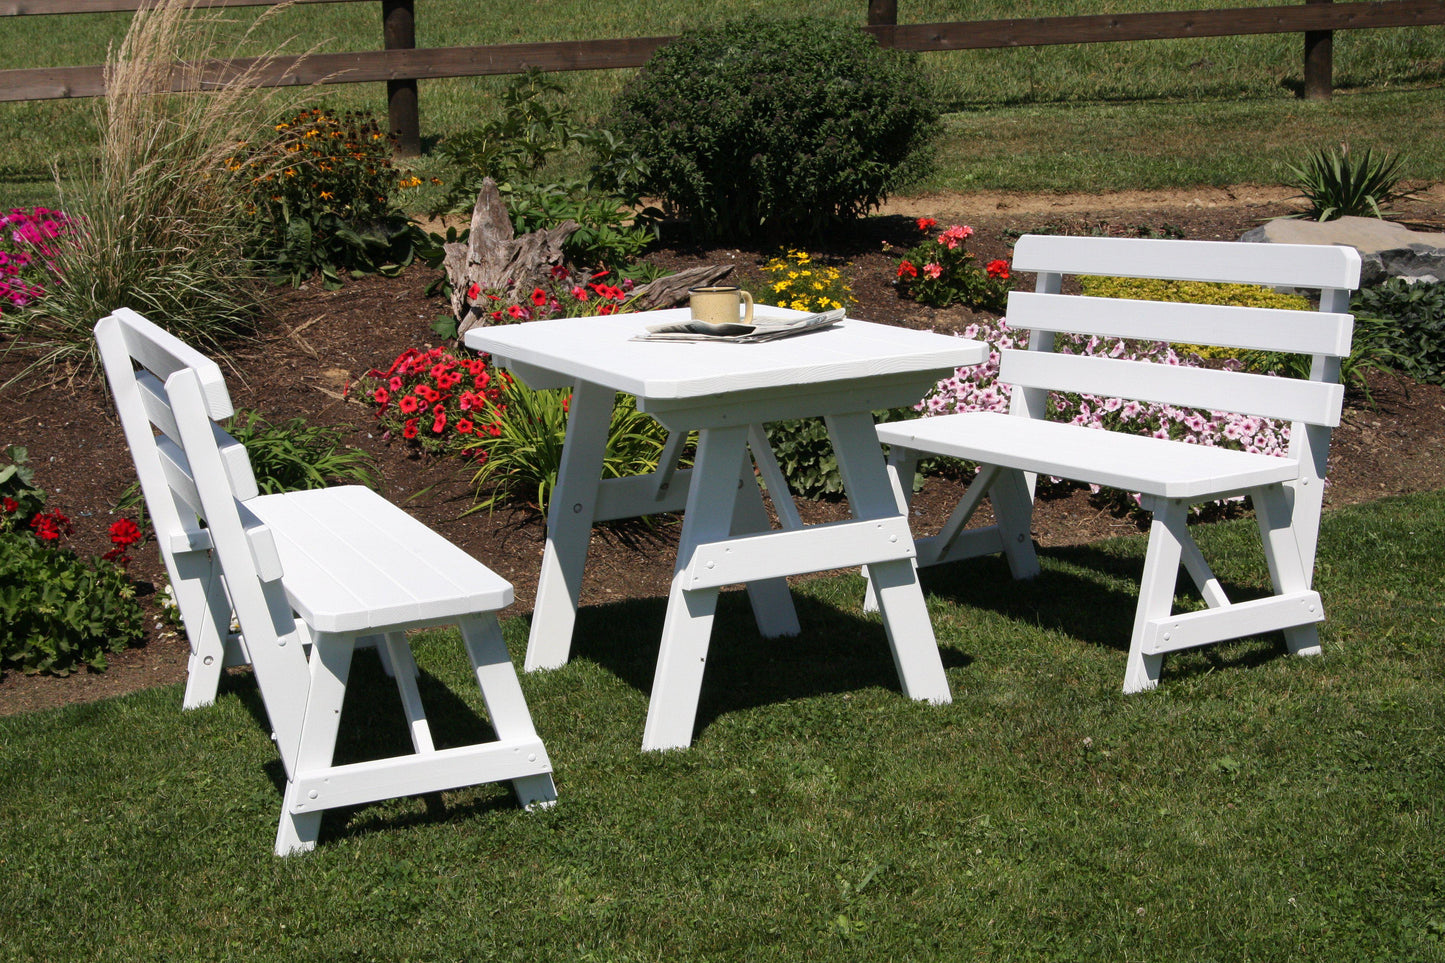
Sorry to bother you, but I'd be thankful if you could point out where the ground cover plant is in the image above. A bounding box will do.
[1,489,1442,959]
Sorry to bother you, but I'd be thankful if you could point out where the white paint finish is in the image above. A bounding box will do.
[1011,234,1362,290]
[97,309,554,857]
[880,412,1302,500]
[492,311,978,748]
[1007,291,1354,357]
[682,516,916,590]
[466,308,985,401]
[880,234,1360,695]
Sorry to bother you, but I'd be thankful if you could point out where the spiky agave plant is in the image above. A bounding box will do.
[1284,144,1415,222]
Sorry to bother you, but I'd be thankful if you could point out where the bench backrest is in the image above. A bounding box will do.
[96,308,310,770]
[1003,235,1362,436]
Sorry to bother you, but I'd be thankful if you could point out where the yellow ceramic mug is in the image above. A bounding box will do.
[688,285,755,327]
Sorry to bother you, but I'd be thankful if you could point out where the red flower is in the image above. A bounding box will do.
[29,511,71,541]
[372,387,390,405]
[431,408,447,434]
[455,418,474,434]
[507,304,530,320]
[531,287,548,307]
[549,265,569,280]
[109,518,143,547]
[402,419,418,439]
[474,371,491,391]
[571,285,588,301]
[916,216,937,231]
[986,259,1011,280]
[466,282,481,301]
[400,396,420,415]
[1,496,16,514]
[897,260,918,279]
[416,384,440,403]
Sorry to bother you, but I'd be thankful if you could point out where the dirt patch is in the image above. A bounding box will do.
[3,187,1443,717]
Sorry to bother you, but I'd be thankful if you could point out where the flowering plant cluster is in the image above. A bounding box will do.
[230,107,434,287]
[1,207,76,314]
[354,346,511,456]
[465,267,637,326]
[917,318,1291,511]
[893,218,1011,314]
[760,250,852,313]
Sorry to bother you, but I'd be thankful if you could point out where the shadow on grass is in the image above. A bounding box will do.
[567,589,973,741]
[224,645,531,847]
[917,543,1294,682]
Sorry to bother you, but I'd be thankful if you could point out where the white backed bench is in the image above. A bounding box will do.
[876,234,1362,692]
[97,308,556,854]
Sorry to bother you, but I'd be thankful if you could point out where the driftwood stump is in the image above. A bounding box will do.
[445,178,579,339]
[626,265,735,311]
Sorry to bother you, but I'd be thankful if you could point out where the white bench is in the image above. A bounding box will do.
[876,234,1362,692]
[97,308,556,854]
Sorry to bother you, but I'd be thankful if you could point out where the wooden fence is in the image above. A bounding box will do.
[3,0,1444,156]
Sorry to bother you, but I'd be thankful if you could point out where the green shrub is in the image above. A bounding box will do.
[614,17,937,243]
[1284,144,1414,221]
[234,107,429,289]
[1352,277,1445,384]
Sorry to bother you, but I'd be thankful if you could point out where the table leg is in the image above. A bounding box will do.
[733,434,801,638]
[642,425,750,751]
[826,412,952,705]
[525,380,614,672]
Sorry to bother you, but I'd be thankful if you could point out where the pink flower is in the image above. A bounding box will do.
[922,262,943,280]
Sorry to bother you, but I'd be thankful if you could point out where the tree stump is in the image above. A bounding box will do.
[626,265,736,311]
[445,177,579,339]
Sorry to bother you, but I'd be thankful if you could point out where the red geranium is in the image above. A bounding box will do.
[897,260,918,279]
[986,259,1011,280]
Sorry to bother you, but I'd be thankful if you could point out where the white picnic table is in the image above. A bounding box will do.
[465,307,986,750]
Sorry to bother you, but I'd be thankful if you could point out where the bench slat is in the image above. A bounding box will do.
[1007,291,1354,357]
[1012,235,1362,291]
[113,308,232,420]
[878,412,1301,500]
[1001,350,1344,426]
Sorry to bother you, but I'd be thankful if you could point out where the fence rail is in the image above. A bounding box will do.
[3,0,1444,155]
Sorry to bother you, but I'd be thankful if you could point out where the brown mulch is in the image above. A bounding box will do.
[3,187,1444,717]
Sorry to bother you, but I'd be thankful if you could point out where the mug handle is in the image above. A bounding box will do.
[739,290,754,326]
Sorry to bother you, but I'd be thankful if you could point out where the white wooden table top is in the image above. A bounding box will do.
[464,308,986,401]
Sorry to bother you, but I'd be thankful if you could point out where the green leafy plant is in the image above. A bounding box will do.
[1351,277,1445,384]
[614,17,937,243]
[1,447,146,675]
[465,382,671,515]
[1284,144,1415,221]
[431,71,655,271]
[233,106,431,289]
[223,411,379,494]
[766,409,917,500]
[894,219,1012,313]
[758,250,852,313]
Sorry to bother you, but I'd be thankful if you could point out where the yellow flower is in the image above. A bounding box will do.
[319,190,334,199]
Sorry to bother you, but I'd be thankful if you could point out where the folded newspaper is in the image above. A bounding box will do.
[633,308,846,343]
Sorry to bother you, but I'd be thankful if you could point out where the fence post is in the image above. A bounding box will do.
[868,0,898,45]
[382,0,420,155]
[1303,0,1333,100]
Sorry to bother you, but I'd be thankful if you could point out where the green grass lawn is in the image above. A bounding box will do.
[3,490,1442,961]
[2,1,1442,207]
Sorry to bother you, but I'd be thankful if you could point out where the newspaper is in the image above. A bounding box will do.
[633,308,846,343]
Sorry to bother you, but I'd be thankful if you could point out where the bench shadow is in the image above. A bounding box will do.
[225,646,530,848]
[915,543,1295,681]
[567,589,974,742]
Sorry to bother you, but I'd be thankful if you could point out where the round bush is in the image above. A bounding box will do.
[614,18,937,243]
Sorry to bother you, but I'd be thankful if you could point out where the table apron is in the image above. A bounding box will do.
[637,372,956,431]
[680,515,916,591]
[594,468,694,522]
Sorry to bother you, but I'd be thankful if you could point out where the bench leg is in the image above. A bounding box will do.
[988,467,1042,580]
[1253,485,1323,658]
[1124,498,1187,694]
[460,614,557,808]
[177,553,235,709]
[863,447,920,614]
[275,634,354,856]
[383,632,436,754]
